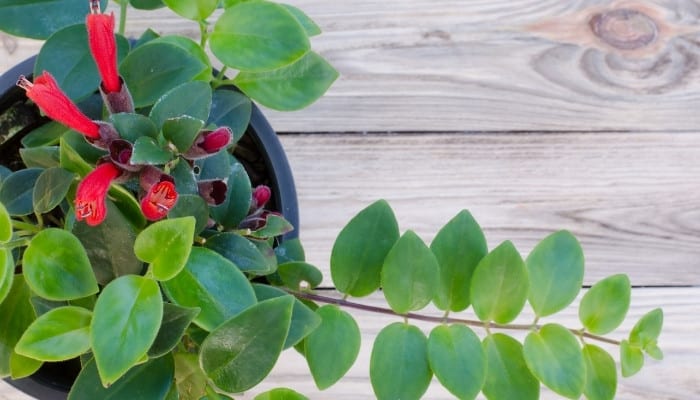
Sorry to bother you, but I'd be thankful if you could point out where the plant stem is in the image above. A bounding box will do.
[118,0,128,36]
[199,20,209,49]
[289,290,621,346]
[11,220,40,233]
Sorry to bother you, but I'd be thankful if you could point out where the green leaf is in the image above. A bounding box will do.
[59,136,94,176]
[370,322,431,400]
[235,52,338,111]
[15,306,92,362]
[9,350,42,379]
[20,146,61,169]
[135,217,196,281]
[168,194,209,234]
[148,303,200,358]
[304,305,359,389]
[150,36,213,82]
[130,0,165,10]
[164,0,218,20]
[582,344,617,400]
[174,352,207,400]
[211,0,310,72]
[526,230,584,317]
[208,89,252,143]
[109,185,148,229]
[430,210,487,312]
[427,324,485,400]
[331,200,399,297]
[483,333,539,400]
[209,160,252,229]
[161,247,257,331]
[0,202,11,243]
[0,168,42,216]
[163,117,206,153]
[130,136,173,165]
[282,4,321,36]
[255,388,309,400]
[68,355,174,400]
[32,167,76,214]
[620,339,644,377]
[0,0,107,39]
[381,230,438,314]
[629,308,663,351]
[0,250,13,306]
[23,228,98,301]
[470,241,529,324]
[277,262,323,290]
[275,237,305,264]
[249,214,294,239]
[0,276,37,377]
[201,296,294,392]
[91,275,163,386]
[149,81,213,130]
[579,274,631,335]
[21,121,67,148]
[34,24,130,100]
[120,42,209,108]
[110,113,159,143]
[73,199,144,285]
[205,232,276,274]
[253,285,320,349]
[523,323,585,399]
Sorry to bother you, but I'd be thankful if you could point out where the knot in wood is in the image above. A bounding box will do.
[589,8,658,50]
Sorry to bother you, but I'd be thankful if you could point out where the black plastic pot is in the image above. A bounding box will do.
[0,56,299,399]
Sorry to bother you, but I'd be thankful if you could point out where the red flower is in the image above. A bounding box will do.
[184,127,233,159]
[17,72,100,139]
[141,181,178,221]
[87,3,120,94]
[252,185,271,208]
[75,163,121,226]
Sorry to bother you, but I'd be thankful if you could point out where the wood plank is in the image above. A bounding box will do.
[1,287,697,399]
[4,1,700,132]
[281,132,700,286]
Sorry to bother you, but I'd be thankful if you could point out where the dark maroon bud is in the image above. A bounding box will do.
[198,180,227,205]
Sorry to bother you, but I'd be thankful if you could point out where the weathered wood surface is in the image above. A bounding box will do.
[4,0,700,132]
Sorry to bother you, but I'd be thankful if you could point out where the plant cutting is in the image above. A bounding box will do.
[0,1,664,400]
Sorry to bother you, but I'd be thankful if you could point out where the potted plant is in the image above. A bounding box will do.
[0,1,664,400]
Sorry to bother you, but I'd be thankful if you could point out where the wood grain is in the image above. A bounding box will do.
[4,1,700,132]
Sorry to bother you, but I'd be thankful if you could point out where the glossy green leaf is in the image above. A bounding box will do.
[148,303,200,358]
[210,0,310,72]
[9,350,42,379]
[0,0,107,39]
[427,324,485,400]
[209,160,252,229]
[20,146,61,169]
[0,250,13,305]
[68,354,174,400]
[150,36,212,82]
[149,81,213,130]
[34,24,130,100]
[201,296,294,392]
[430,210,487,312]
[483,333,539,400]
[381,230,438,314]
[73,199,143,285]
[163,117,206,153]
[91,275,163,386]
[0,276,37,377]
[282,4,321,36]
[470,241,529,324]
[59,136,93,176]
[523,323,585,399]
[15,306,91,362]
[331,200,399,297]
[168,194,209,234]
[130,0,165,9]
[277,262,323,290]
[130,136,173,165]
[174,352,207,400]
[629,308,663,352]
[135,217,196,281]
[0,168,42,216]
[252,285,321,349]
[206,232,275,274]
[164,0,218,20]
[582,344,617,400]
[275,237,305,264]
[235,52,338,111]
[620,339,644,377]
[304,305,359,389]
[526,230,584,317]
[249,214,294,239]
[170,159,199,196]
[208,89,252,143]
[579,274,631,335]
[110,113,159,143]
[195,148,233,180]
[32,167,76,214]
[24,228,98,301]
[161,247,257,331]
[255,388,309,400]
[0,202,11,243]
[120,42,209,107]
[370,323,431,400]
[21,122,67,148]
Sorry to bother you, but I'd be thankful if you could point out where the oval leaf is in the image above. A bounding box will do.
[370,323,431,400]
[164,0,218,20]
[620,339,644,377]
[583,344,617,400]
[331,200,399,297]
[579,274,631,335]
[470,241,529,324]
[483,333,539,400]
[0,249,13,306]
[24,228,98,301]
[130,136,173,165]
[0,276,37,377]
[523,323,585,399]
[148,303,200,358]
[255,388,309,400]
[0,168,42,216]
[149,81,213,130]
[209,160,252,229]
[277,261,323,290]
[135,216,196,281]
[629,308,663,350]
[201,296,294,393]
[0,0,107,39]
[381,230,438,314]
[208,89,252,143]
[91,275,163,386]
[32,167,76,214]
[0,202,11,243]
[305,305,360,389]
[427,324,485,400]
[15,306,91,362]
[205,232,275,274]
[253,285,321,349]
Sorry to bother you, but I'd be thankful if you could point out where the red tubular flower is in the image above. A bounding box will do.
[184,127,233,159]
[86,4,120,94]
[75,163,121,226]
[252,185,271,208]
[17,73,100,139]
[141,180,178,221]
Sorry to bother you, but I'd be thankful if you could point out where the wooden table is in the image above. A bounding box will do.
[1,1,698,398]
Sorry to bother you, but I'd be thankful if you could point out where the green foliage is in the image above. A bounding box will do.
[164,0,218,21]
[427,324,485,399]
[579,274,631,335]
[255,388,308,400]
[0,0,108,39]
[0,169,42,216]
[483,333,540,400]
[15,306,91,362]
[582,344,617,400]
[134,217,196,281]
[32,167,76,214]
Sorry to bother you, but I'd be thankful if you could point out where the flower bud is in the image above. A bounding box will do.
[183,127,233,160]
[252,185,271,208]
